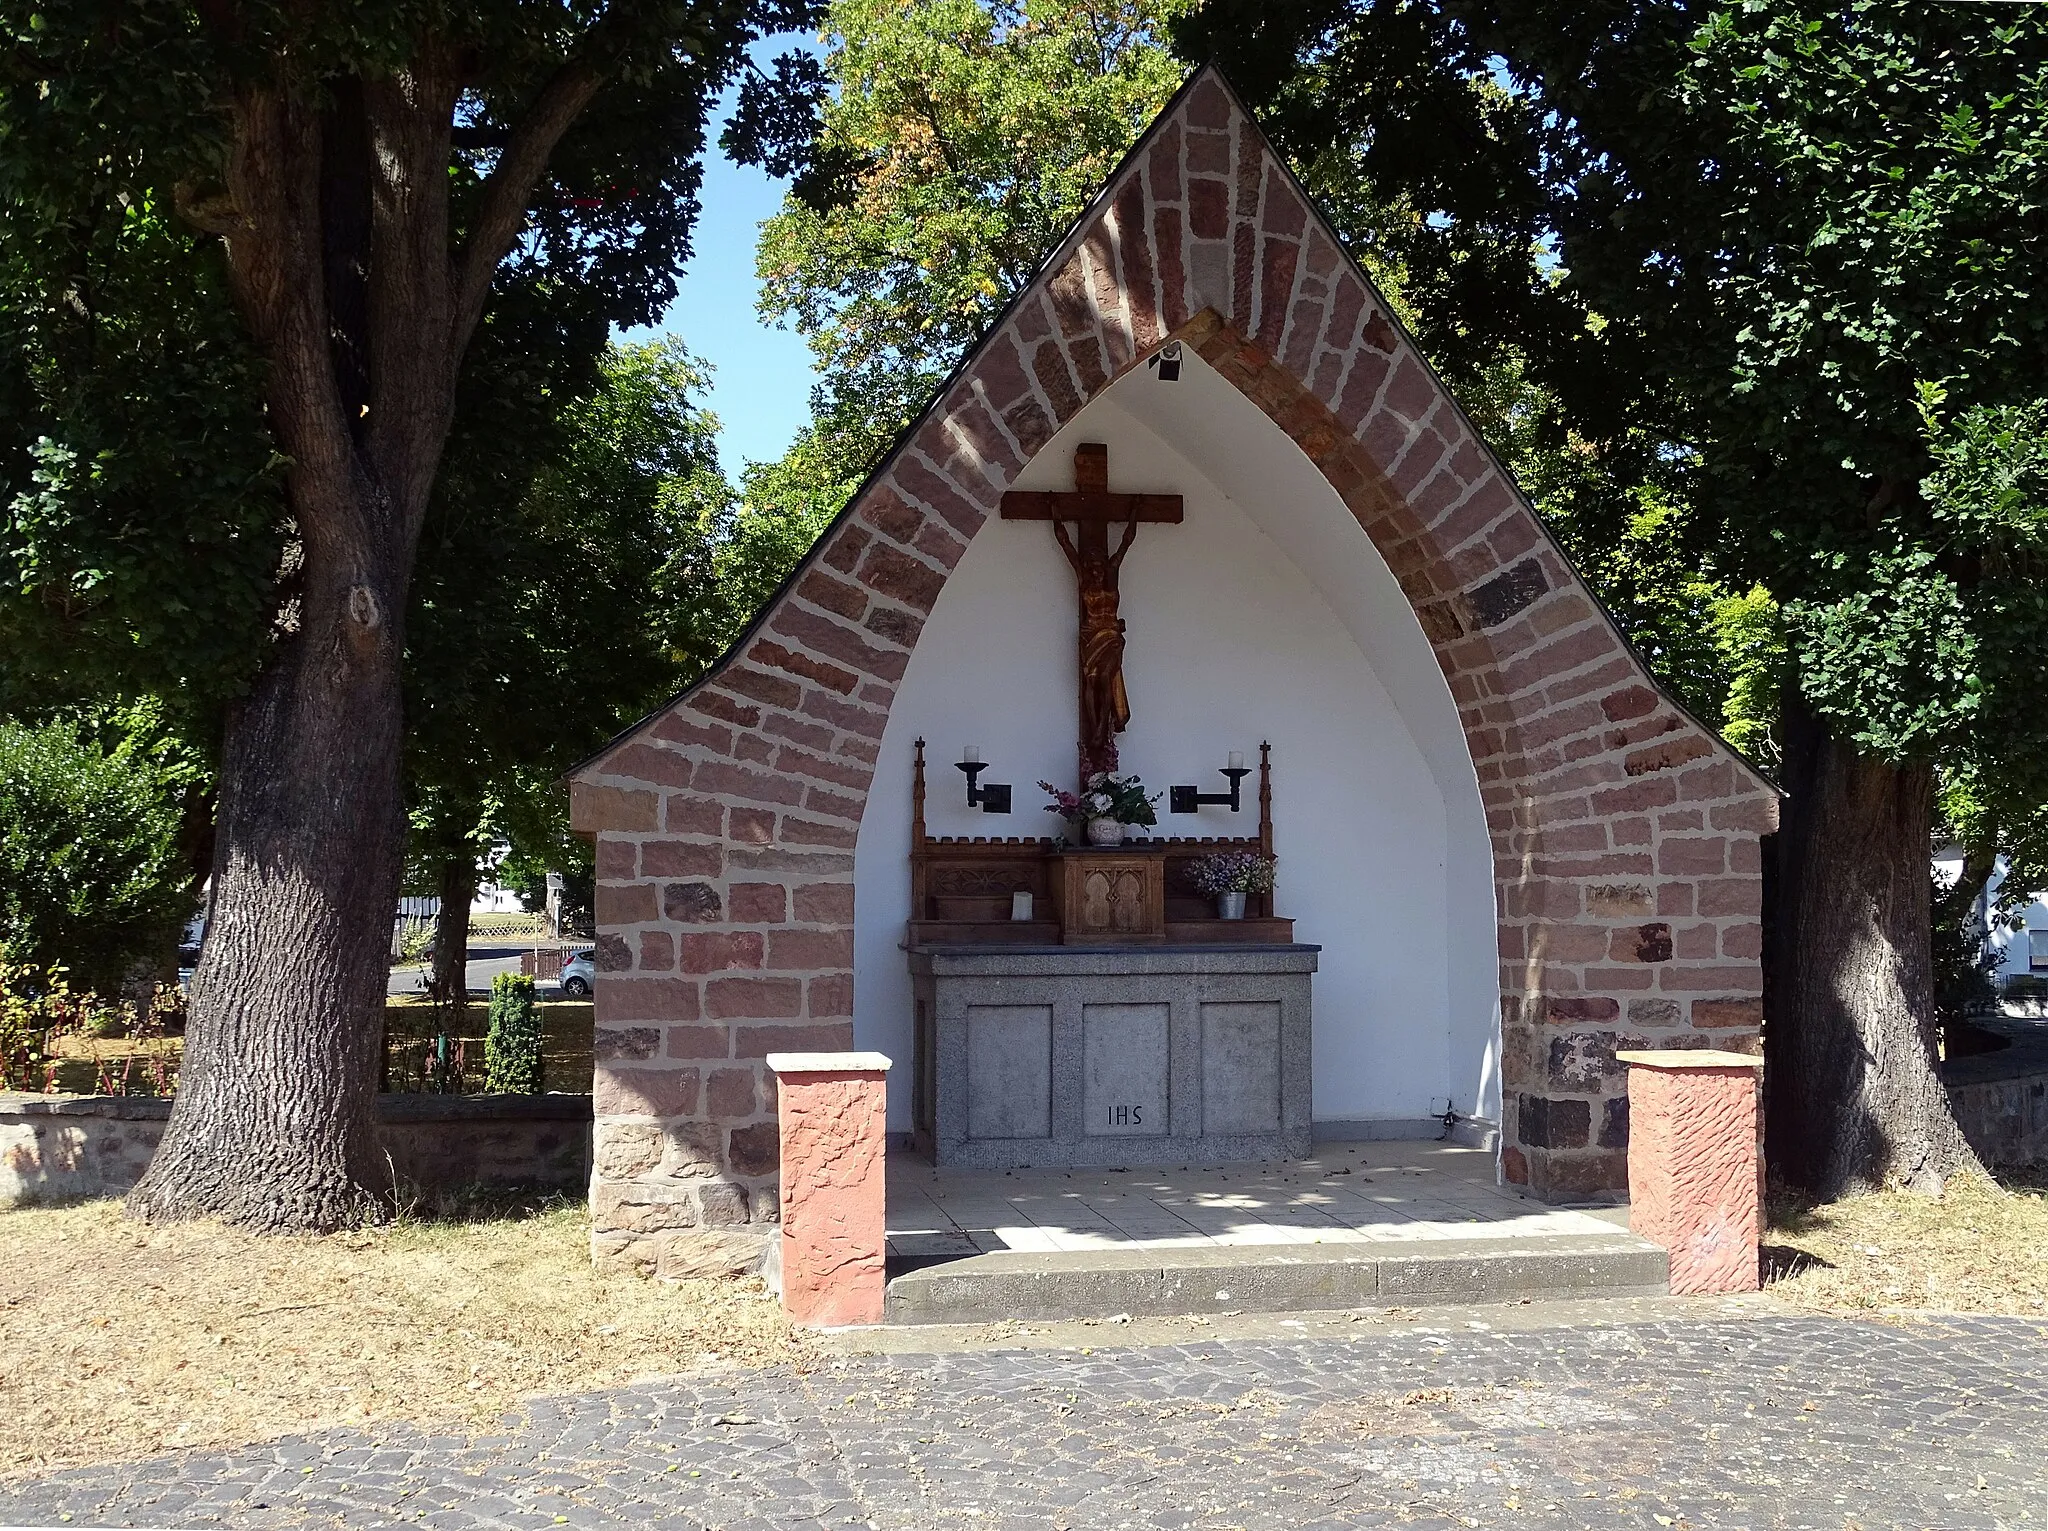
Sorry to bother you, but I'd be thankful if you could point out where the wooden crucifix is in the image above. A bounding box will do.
[1001,443,1183,778]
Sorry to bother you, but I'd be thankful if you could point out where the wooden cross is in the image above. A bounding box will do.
[1000,444,1183,778]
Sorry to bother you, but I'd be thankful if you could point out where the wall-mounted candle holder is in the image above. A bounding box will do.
[955,744,1012,813]
[1170,751,1251,814]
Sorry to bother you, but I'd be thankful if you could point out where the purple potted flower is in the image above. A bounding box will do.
[1188,850,1276,919]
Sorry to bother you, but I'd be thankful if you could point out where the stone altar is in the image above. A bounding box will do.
[908,943,1317,1169]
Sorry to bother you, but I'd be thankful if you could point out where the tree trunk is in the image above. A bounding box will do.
[127,545,409,1230]
[430,854,478,1006]
[126,43,606,1233]
[129,74,437,1231]
[1764,690,1980,1198]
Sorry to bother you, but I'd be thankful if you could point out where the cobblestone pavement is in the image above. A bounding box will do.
[3,1314,2044,1530]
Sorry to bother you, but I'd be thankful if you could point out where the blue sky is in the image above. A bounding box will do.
[617,73,821,473]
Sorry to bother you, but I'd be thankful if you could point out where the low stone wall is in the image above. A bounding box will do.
[1945,1020,2048,1168]
[0,1092,592,1210]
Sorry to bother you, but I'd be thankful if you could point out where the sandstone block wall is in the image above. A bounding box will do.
[0,1093,591,1210]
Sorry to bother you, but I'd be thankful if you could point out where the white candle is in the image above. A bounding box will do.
[1227,751,1245,770]
[964,743,981,764]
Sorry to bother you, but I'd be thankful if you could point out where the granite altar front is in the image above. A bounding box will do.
[906,740,1315,1168]
[909,943,1317,1169]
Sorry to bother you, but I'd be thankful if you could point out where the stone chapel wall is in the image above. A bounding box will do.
[569,69,1778,1275]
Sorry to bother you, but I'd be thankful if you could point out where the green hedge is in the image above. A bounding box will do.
[0,718,189,988]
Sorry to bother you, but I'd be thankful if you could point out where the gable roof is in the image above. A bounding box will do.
[572,64,1774,804]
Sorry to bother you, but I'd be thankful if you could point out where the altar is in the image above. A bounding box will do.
[909,943,1316,1169]
[893,442,1319,1168]
[904,734,1317,1167]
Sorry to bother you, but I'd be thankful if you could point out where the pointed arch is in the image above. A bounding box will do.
[570,67,1777,1268]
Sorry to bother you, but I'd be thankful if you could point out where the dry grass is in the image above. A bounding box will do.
[42,1033,182,1096]
[0,1196,798,1478]
[1765,1166,2048,1316]
[44,1035,183,1061]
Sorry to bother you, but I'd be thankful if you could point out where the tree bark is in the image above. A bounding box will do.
[130,47,603,1232]
[127,555,409,1228]
[1764,690,1981,1199]
[430,854,478,1006]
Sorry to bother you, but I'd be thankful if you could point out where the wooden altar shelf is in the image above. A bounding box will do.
[909,743,1291,947]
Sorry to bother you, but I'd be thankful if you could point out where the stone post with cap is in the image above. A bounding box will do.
[766,1051,892,1326]
[1615,1048,1766,1295]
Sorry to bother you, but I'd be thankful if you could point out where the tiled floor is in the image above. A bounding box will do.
[885,1140,1624,1262]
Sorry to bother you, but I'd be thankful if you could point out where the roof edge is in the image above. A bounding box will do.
[571,61,1779,804]
[564,63,1226,786]
[1191,71,1781,801]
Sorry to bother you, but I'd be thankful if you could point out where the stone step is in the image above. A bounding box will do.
[882,1232,1668,1325]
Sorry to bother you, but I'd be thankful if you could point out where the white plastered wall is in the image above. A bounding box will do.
[852,353,1500,1132]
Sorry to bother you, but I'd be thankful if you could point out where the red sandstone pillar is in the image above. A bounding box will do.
[766,1051,892,1327]
[1616,1050,1765,1295]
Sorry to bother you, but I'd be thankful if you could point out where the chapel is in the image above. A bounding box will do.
[568,66,1777,1280]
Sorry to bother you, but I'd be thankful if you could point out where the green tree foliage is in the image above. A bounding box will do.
[404,336,732,978]
[483,972,544,1095]
[745,0,1194,465]
[1183,1,2048,761]
[690,437,855,651]
[0,197,284,724]
[1676,15,2048,779]
[408,337,732,818]
[0,716,192,989]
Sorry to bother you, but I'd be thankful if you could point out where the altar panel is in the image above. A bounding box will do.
[1201,1001,1283,1136]
[910,946,1315,1169]
[1084,1003,1169,1136]
[965,1005,1052,1141]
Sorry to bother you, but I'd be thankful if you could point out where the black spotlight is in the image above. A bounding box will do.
[1149,340,1182,381]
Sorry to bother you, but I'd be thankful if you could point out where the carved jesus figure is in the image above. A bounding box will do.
[1053,507,1139,776]
[999,441,1182,780]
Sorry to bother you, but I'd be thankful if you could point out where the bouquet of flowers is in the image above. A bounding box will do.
[1187,850,1276,896]
[1039,771,1161,827]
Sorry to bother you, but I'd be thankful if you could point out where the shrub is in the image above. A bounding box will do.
[396,919,434,964]
[484,972,543,1094]
[0,718,190,990]
[0,961,54,1090]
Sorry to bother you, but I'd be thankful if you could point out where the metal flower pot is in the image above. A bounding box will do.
[1217,890,1248,920]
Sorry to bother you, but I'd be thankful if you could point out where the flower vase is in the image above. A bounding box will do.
[1216,890,1248,920]
[1085,817,1123,846]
